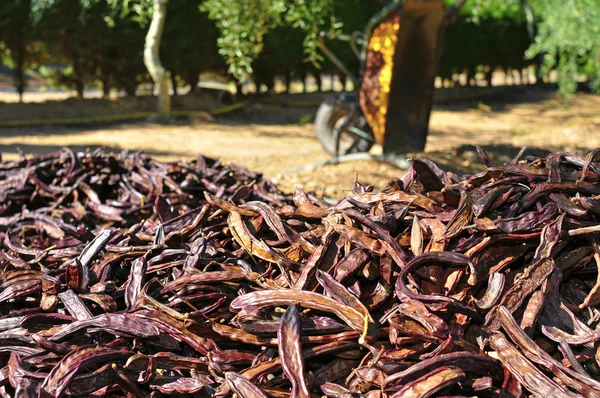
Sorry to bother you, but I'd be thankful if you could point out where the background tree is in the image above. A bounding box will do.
[142,0,169,121]
[94,10,146,97]
[82,0,170,117]
[2,0,598,102]
[35,0,96,98]
[33,0,146,98]
[161,0,224,95]
[252,27,305,93]
[201,0,336,81]
[439,1,532,87]
[526,0,600,96]
[0,0,34,102]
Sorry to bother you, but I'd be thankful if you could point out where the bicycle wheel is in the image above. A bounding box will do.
[315,93,374,156]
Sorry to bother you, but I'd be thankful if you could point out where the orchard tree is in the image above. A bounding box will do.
[161,0,224,95]
[201,0,336,81]
[0,0,33,102]
[200,0,472,82]
[102,0,331,119]
[143,0,170,120]
[526,0,600,96]
[36,0,122,98]
[95,0,171,119]
[10,0,595,108]
[202,0,599,97]
[456,0,600,95]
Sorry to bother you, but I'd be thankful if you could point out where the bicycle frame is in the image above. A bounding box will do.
[317,0,406,155]
[317,0,406,87]
[317,0,446,155]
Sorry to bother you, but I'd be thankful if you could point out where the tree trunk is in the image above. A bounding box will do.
[340,74,348,92]
[486,68,493,87]
[299,69,307,93]
[14,35,25,103]
[99,63,110,98]
[102,77,110,98]
[283,71,291,93]
[521,0,543,82]
[122,81,137,97]
[72,53,84,99]
[265,76,274,93]
[144,0,171,122]
[74,80,84,98]
[235,81,243,97]
[12,0,31,103]
[171,72,178,96]
[188,71,200,94]
[63,39,85,99]
[315,73,322,92]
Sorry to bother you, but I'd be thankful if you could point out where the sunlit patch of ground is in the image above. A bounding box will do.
[1,88,598,199]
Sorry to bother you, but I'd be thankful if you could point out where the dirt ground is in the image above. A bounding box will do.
[1,87,599,199]
[0,90,225,121]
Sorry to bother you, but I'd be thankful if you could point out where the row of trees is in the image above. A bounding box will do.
[0,0,598,112]
[0,0,225,101]
[0,0,371,102]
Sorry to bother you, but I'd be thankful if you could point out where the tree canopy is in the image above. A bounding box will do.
[0,0,598,99]
[527,0,600,96]
[201,0,337,80]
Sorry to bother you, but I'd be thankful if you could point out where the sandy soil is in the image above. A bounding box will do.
[0,91,225,121]
[1,87,599,198]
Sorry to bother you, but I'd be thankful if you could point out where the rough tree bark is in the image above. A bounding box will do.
[144,0,171,122]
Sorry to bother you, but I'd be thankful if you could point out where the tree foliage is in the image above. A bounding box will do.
[201,0,336,80]
[1,0,598,99]
[457,0,522,22]
[527,0,600,96]
[439,15,532,86]
[0,0,36,100]
[162,0,224,93]
[250,0,380,93]
[34,0,146,97]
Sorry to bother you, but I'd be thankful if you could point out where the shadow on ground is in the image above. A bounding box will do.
[2,87,594,139]
[420,143,552,176]
[0,107,317,139]
[0,143,181,159]
[434,85,556,112]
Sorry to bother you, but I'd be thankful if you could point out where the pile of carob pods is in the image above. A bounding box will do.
[2,147,600,397]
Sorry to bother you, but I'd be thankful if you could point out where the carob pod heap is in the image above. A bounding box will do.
[1,147,600,397]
